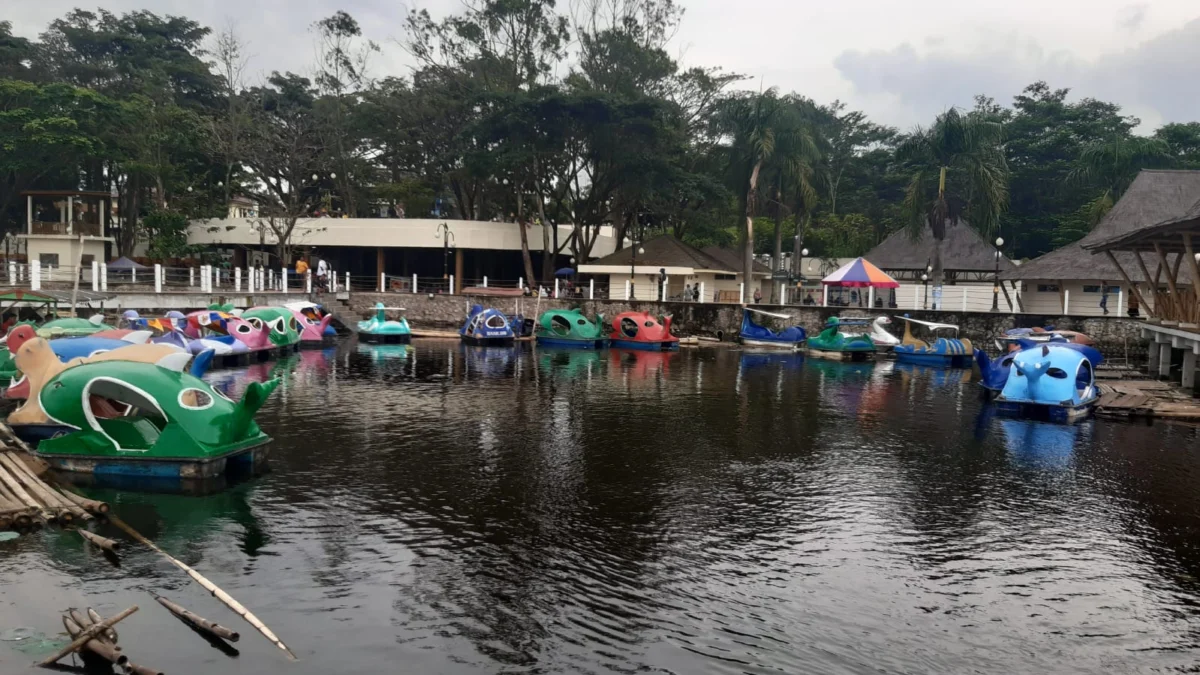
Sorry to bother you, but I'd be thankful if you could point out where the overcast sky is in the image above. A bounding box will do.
[9,0,1199,131]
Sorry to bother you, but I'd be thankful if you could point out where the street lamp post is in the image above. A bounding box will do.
[630,243,645,299]
[991,236,1004,311]
[922,272,930,310]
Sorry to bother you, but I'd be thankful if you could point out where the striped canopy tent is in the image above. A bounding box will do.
[821,258,899,288]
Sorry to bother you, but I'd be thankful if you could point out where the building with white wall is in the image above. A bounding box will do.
[18,190,113,270]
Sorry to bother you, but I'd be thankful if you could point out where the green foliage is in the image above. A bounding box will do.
[807,213,876,258]
[142,209,197,260]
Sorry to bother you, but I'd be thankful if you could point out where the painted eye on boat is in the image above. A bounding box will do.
[178,388,214,410]
[235,324,252,334]
[1046,367,1068,379]
[289,317,299,331]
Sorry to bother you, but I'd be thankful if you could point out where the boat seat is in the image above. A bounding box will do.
[97,416,162,451]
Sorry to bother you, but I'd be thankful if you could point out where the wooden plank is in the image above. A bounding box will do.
[1106,251,1150,318]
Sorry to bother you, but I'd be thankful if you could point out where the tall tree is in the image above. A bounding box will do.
[897,107,1008,307]
[1068,134,1171,226]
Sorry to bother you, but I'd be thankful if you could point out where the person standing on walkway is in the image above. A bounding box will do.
[753,287,762,304]
[316,257,329,292]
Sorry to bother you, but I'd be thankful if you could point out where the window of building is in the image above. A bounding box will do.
[1082,285,1120,293]
[39,253,59,266]
[715,273,736,280]
[81,255,95,266]
[1036,284,1058,293]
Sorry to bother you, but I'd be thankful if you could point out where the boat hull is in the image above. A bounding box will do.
[808,347,873,362]
[299,336,339,349]
[611,339,679,351]
[894,352,971,367]
[32,440,272,480]
[536,336,608,349]
[739,337,803,350]
[461,334,515,347]
[360,332,411,344]
[995,399,1096,423]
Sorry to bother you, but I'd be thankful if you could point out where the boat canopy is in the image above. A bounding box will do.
[744,308,796,320]
[898,316,959,333]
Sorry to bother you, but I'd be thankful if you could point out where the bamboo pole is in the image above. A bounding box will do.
[63,616,127,666]
[78,529,120,554]
[59,489,109,515]
[0,454,87,520]
[0,459,52,522]
[38,605,137,667]
[155,595,240,642]
[124,662,164,675]
[0,423,34,455]
[1183,235,1200,324]
[1107,252,1149,318]
[0,455,76,522]
[108,515,295,659]
[85,608,118,644]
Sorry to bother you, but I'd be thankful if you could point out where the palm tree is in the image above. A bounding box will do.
[1069,135,1171,225]
[897,108,1008,307]
[717,90,818,295]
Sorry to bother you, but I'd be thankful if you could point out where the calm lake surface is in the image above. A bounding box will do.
[3,341,1200,674]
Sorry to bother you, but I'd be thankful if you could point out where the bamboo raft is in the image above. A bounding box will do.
[0,450,96,528]
[1095,380,1200,420]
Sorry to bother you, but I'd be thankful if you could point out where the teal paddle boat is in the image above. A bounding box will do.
[358,303,411,344]
[806,317,876,361]
[534,309,607,349]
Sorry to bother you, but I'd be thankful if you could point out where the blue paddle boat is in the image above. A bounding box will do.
[976,338,1104,394]
[893,316,972,367]
[460,305,517,347]
[737,308,806,350]
[994,343,1101,423]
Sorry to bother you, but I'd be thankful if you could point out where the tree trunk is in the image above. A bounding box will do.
[771,184,784,303]
[932,235,945,310]
[516,185,536,285]
[743,160,763,302]
[792,213,810,276]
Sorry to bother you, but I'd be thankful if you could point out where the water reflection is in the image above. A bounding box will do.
[4,343,1200,675]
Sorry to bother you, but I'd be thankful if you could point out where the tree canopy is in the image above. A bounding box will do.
[1,6,1197,273]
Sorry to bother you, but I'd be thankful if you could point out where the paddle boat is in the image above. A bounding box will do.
[976,338,1104,394]
[892,316,972,367]
[999,326,1095,352]
[284,301,337,345]
[737,308,806,350]
[868,316,900,351]
[806,317,876,361]
[534,309,607,349]
[460,305,517,347]
[358,303,412,344]
[183,310,272,363]
[610,311,679,351]
[243,307,302,351]
[22,359,277,479]
[36,315,113,338]
[994,343,1101,423]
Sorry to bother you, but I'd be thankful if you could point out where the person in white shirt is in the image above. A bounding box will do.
[316,258,329,291]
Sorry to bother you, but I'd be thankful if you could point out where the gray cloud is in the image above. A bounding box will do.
[834,18,1200,131]
[1116,3,1148,31]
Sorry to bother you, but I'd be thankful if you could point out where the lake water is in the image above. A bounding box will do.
[2,341,1200,674]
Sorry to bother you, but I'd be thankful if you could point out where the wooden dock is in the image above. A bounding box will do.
[1095,380,1200,421]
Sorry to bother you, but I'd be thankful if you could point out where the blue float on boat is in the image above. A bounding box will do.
[893,316,972,367]
[994,343,1100,423]
[460,305,517,346]
[737,308,806,349]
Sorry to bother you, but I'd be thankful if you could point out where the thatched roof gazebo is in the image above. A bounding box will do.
[864,222,1015,282]
[1002,170,1200,317]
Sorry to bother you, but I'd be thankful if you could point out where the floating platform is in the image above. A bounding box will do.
[1095,380,1200,421]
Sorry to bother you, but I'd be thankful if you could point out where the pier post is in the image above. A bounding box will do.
[100,264,107,291]
[91,261,98,292]
[189,267,195,288]
[1182,349,1197,389]
[213,265,219,289]
[868,286,875,308]
[412,273,417,294]
[1063,289,1070,315]
[699,281,706,303]
[131,267,136,285]
[154,264,162,293]
[380,272,385,292]
[519,277,524,290]
[483,276,488,288]
[235,267,242,292]
[7,261,13,286]
[660,277,666,302]
[589,278,594,299]
[1160,342,1172,377]
[306,270,312,294]
[31,260,40,291]
[913,285,919,309]
[625,279,630,300]
[450,274,456,295]
[1117,287,1124,317]
[554,278,559,298]
[823,285,829,307]
[739,283,745,305]
[281,268,288,294]
[268,269,275,291]
[345,271,350,292]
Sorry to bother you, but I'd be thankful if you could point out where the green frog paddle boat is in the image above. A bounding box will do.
[242,306,302,351]
[358,303,411,344]
[806,317,876,361]
[534,309,607,349]
[36,315,112,338]
[26,360,278,480]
